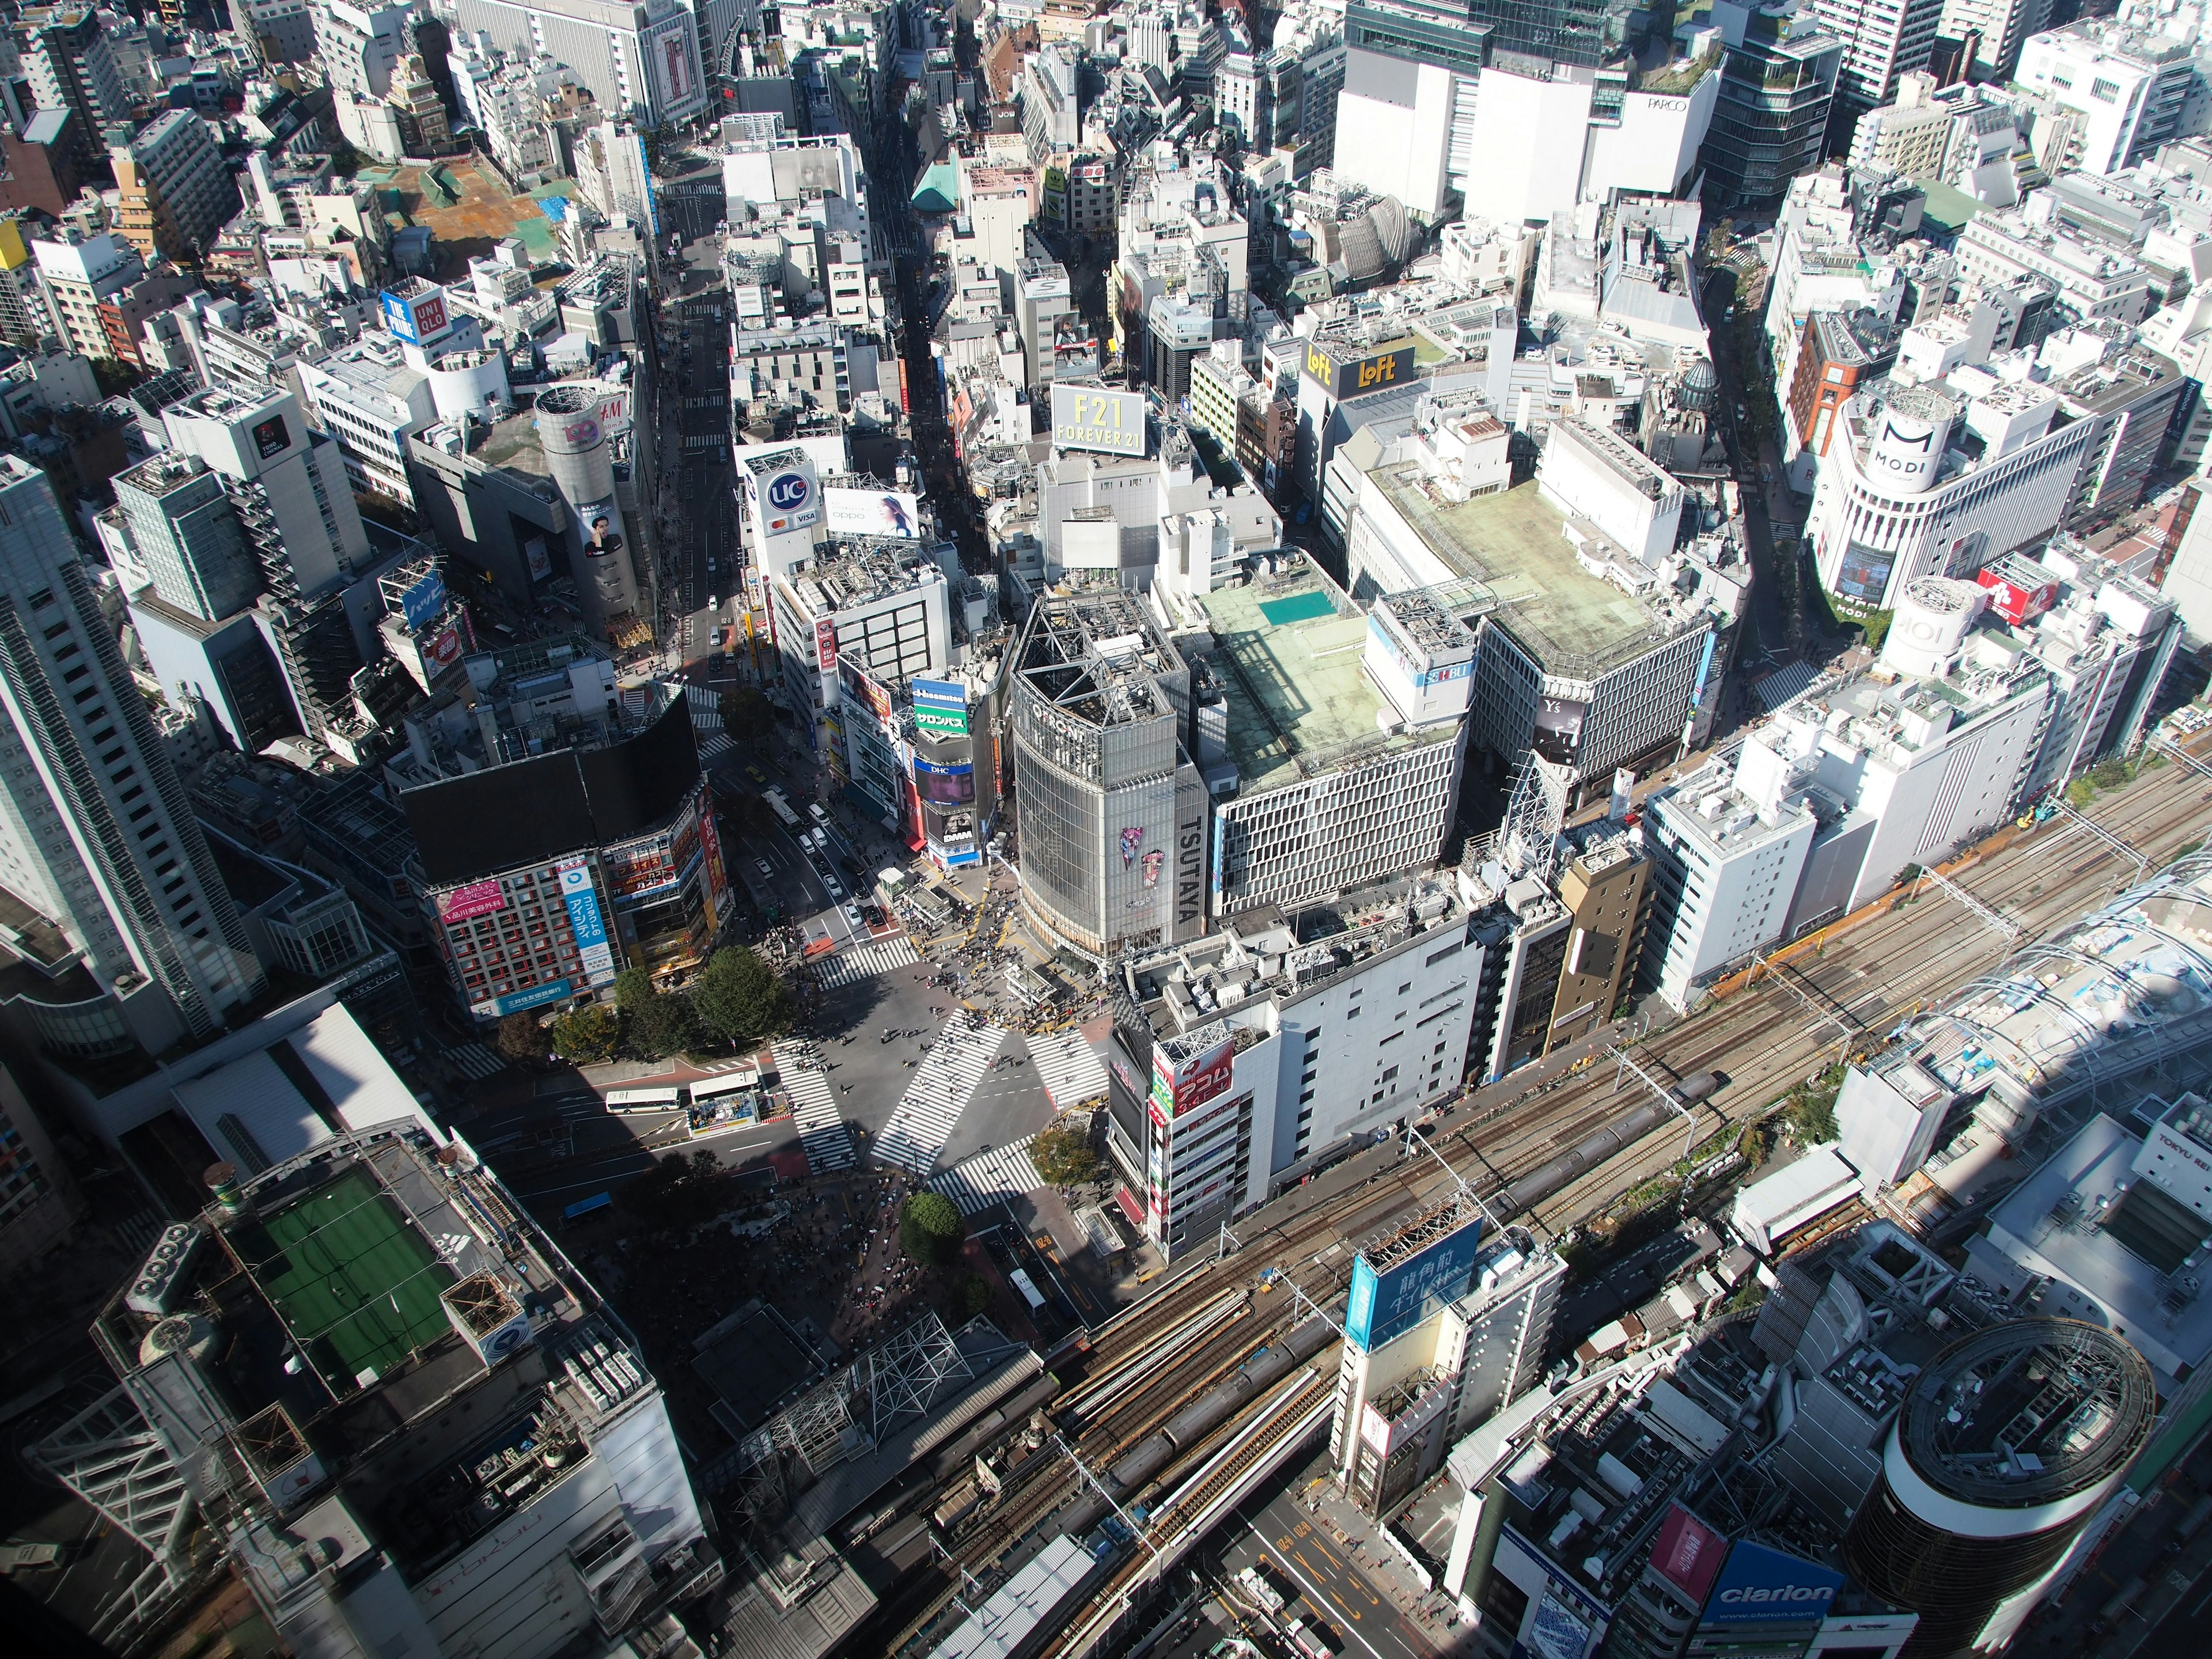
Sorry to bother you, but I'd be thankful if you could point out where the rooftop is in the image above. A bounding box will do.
[1973,1112,2212,1389]
[1195,554,1450,794]
[1372,472,1699,678]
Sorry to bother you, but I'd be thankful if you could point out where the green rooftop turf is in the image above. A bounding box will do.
[1259,590,1337,626]
[243,1165,456,1390]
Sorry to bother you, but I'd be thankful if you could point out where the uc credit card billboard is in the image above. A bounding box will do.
[1345,1213,1484,1351]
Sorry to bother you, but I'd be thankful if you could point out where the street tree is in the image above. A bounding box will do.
[691,946,792,1047]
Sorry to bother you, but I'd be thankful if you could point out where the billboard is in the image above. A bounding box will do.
[645,14,700,113]
[841,658,893,721]
[476,977,573,1018]
[1051,384,1146,457]
[438,879,507,923]
[251,413,292,461]
[1836,541,1897,605]
[1649,1505,1728,1606]
[381,286,449,345]
[556,858,618,983]
[1344,1211,1485,1351]
[765,464,820,532]
[1699,1541,1841,1625]
[915,702,968,736]
[425,622,464,670]
[400,570,447,630]
[824,488,922,539]
[1150,1034,1235,1121]
[524,536,552,581]
[813,616,838,673]
[1303,336,1415,400]
[577,498,624,562]
[915,757,975,804]
[1532,696,1587,767]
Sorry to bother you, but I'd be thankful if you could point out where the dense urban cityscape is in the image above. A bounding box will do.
[3,2,2212,1658]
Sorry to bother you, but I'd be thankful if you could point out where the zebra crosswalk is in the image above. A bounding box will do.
[684,684,722,728]
[774,1041,853,1171]
[447,1043,509,1081]
[1025,1026,1108,1109]
[872,1022,1006,1175]
[809,935,921,990]
[698,732,732,760]
[928,1138,1045,1217]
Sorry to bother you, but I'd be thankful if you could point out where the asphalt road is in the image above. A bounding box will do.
[1219,1474,1430,1659]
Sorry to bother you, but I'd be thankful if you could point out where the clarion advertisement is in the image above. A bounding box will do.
[1698,1540,1842,1624]
[1050,384,1146,457]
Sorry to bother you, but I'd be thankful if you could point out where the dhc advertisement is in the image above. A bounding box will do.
[1344,1213,1484,1351]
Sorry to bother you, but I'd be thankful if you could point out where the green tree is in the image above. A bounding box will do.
[614,966,656,1013]
[718,685,778,745]
[550,1003,621,1063]
[625,989,701,1059]
[691,946,792,1047]
[1030,1120,1096,1185]
[328,139,362,177]
[494,1012,541,1063]
[898,1191,965,1265]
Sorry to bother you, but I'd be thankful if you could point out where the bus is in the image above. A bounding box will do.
[688,1072,761,1135]
[1007,1267,1048,1311]
[762,787,802,830]
[604,1085,684,1114]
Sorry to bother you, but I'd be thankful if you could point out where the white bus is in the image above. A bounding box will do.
[604,1086,684,1114]
[762,788,802,829]
[688,1075,762,1135]
[1007,1267,1048,1311]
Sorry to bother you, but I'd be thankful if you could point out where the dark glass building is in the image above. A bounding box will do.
[1699,14,1844,209]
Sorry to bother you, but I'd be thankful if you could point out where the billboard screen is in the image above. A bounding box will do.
[1836,541,1897,605]
[1532,696,1586,767]
[400,570,447,630]
[1051,384,1146,457]
[557,858,618,983]
[764,464,820,532]
[438,879,507,923]
[1303,337,1415,400]
[476,977,572,1019]
[1344,1212,1485,1351]
[813,617,838,672]
[915,757,975,804]
[1649,1505,1728,1606]
[912,678,965,708]
[1699,1541,1841,1625]
[824,488,922,539]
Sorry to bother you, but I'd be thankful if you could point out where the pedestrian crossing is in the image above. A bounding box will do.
[684,684,722,728]
[447,1043,509,1082]
[1026,1026,1108,1109]
[774,1041,854,1171]
[929,1137,1045,1216]
[699,732,732,760]
[809,935,921,990]
[872,1022,1007,1175]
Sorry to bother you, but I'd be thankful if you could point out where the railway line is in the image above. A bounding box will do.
[865,743,2212,1657]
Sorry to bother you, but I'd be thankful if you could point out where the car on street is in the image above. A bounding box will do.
[744,763,767,785]
[845,904,865,929]
[754,858,773,878]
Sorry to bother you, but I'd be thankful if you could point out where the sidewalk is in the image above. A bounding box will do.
[1291,1459,1464,1646]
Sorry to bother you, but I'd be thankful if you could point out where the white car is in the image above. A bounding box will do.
[845,904,865,929]
[754,858,773,878]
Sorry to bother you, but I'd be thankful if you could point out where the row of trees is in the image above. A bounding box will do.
[494,945,794,1066]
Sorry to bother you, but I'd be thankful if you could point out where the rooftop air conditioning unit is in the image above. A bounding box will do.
[126,1222,207,1317]
[440,1271,533,1367]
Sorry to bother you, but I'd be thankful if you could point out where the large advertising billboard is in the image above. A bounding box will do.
[1699,1541,1842,1625]
[1051,384,1146,457]
[813,616,838,673]
[557,858,618,984]
[1149,1034,1235,1123]
[912,676,968,736]
[400,570,447,630]
[1303,336,1415,400]
[824,488,922,539]
[380,286,449,345]
[475,978,573,1019]
[1649,1505,1729,1607]
[1344,1212,1485,1352]
[1532,696,1587,768]
[438,878,507,923]
[1836,541,1897,605]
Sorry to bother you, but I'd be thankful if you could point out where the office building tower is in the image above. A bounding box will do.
[2016,21,2199,175]
[162,387,374,737]
[1936,0,2051,82]
[452,0,711,129]
[1008,590,1210,961]
[110,110,241,266]
[18,7,131,151]
[1842,1322,2153,1654]
[36,1113,717,1659]
[1700,2,1844,210]
[0,456,264,1048]
[1810,0,1944,147]
[29,232,143,360]
[1330,1214,1565,1517]
[310,0,414,157]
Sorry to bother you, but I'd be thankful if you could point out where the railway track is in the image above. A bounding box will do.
[874,748,2212,1655]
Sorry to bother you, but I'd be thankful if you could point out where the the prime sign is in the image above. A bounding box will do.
[1050,384,1146,456]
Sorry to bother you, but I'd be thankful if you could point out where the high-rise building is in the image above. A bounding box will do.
[310,0,414,158]
[35,1113,718,1659]
[451,0,711,129]
[1699,2,1844,210]
[1935,0,2051,82]
[17,7,131,151]
[110,110,242,266]
[1842,1321,2154,1654]
[162,387,376,737]
[0,1059,82,1271]
[29,232,143,360]
[1810,0,1944,149]
[2015,20,2199,175]
[1007,589,1211,961]
[0,456,265,1048]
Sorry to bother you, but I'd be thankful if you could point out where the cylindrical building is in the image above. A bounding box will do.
[1866,385,1958,495]
[1880,577,1987,677]
[1842,1320,2154,1657]
[534,385,639,631]
[426,347,510,422]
